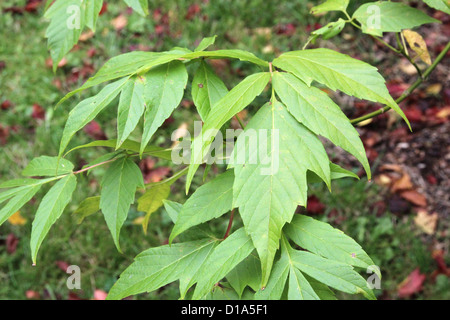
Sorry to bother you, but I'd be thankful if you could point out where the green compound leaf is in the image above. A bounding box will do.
[226,252,262,298]
[0,185,42,227]
[192,228,255,299]
[116,76,147,149]
[170,170,234,243]
[44,0,86,71]
[31,174,77,264]
[290,248,376,300]
[423,0,450,14]
[22,156,74,177]
[273,48,411,129]
[65,139,172,160]
[192,60,229,120]
[183,49,269,67]
[311,0,349,14]
[44,0,104,70]
[353,2,440,36]
[186,72,270,193]
[124,0,149,16]
[307,162,359,184]
[284,215,379,277]
[195,35,217,52]
[59,77,129,156]
[85,0,103,31]
[72,196,100,224]
[100,157,144,251]
[273,71,371,179]
[254,236,319,300]
[309,19,346,43]
[141,61,189,155]
[107,239,218,300]
[137,183,171,234]
[232,101,331,287]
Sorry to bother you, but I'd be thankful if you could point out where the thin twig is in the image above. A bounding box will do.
[351,41,450,125]
[223,209,235,239]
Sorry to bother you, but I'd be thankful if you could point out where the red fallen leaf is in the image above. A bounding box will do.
[93,289,108,300]
[25,0,42,12]
[45,57,67,68]
[6,233,19,254]
[25,290,40,299]
[275,23,297,36]
[305,23,322,33]
[306,195,325,215]
[55,260,70,272]
[155,24,165,35]
[153,8,162,21]
[68,292,84,300]
[32,104,45,120]
[397,268,426,298]
[145,166,171,183]
[0,60,5,71]
[0,124,10,145]
[386,81,408,98]
[432,250,449,274]
[84,121,107,140]
[87,47,97,58]
[185,4,201,20]
[400,190,427,207]
[365,147,379,163]
[1,100,12,110]
[404,106,423,122]
[426,174,438,185]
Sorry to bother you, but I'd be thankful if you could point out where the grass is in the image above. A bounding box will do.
[0,0,448,300]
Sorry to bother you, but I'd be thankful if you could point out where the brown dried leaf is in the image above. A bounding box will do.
[400,190,427,207]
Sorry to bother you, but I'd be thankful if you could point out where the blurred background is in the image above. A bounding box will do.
[0,0,449,300]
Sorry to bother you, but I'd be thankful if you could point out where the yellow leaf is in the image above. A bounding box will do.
[132,216,145,225]
[8,211,27,226]
[414,209,438,235]
[402,30,432,65]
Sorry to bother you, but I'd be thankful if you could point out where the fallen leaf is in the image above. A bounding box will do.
[1,100,12,110]
[55,260,70,272]
[436,106,450,119]
[431,250,450,276]
[380,164,403,173]
[25,290,40,299]
[132,216,146,225]
[93,289,108,300]
[31,104,45,120]
[414,209,438,235]
[306,195,325,215]
[375,174,392,187]
[400,190,427,207]
[6,233,19,254]
[111,14,127,31]
[84,121,107,140]
[79,30,95,42]
[398,268,426,298]
[426,83,442,95]
[0,125,9,145]
[8,211,27,226]
[391,173,413,192]
[185,4,201,20]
